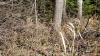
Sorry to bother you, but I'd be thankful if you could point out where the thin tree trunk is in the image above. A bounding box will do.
[34,0,38,37]
[63,0,68,23]
[54,0,64,31]
[54,0,67,55]
[35,0,38,25]
[77,0,83,19]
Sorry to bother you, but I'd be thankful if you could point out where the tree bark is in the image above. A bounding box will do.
[54,0,64,31]
[54,1,67,55]
[63,0,68,23]
[77,0,83,19]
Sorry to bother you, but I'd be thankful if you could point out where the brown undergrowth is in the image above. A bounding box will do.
[0,17,99,56]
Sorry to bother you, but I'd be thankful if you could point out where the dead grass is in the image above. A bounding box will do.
[0,17,99,56]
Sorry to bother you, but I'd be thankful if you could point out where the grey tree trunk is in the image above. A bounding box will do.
[63,0,68,23]
[54,0,67,55]
[54,0,64,31]
[77,0,83,19]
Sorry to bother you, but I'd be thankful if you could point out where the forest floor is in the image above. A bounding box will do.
[0,0,100,56]
[0,14,99,56]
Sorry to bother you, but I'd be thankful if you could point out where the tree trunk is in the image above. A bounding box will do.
[77,0,83,19]
[54,0,64,31]
[54,0,67,55]
[63,0,68,23]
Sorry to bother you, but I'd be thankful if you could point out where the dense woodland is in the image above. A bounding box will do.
[0,0,100,56]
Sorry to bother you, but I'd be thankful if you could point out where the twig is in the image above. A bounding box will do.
[30,2,35,15]
[82,17,91,38]
[34,0,38,37]
[34,0,38,26]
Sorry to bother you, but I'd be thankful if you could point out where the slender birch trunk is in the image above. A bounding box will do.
[63,0,68,23]
[34,0,38,37]
[54,0,64,31]
[35,0,38,25]
[54,0,67,55]
[77,0,83,19]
